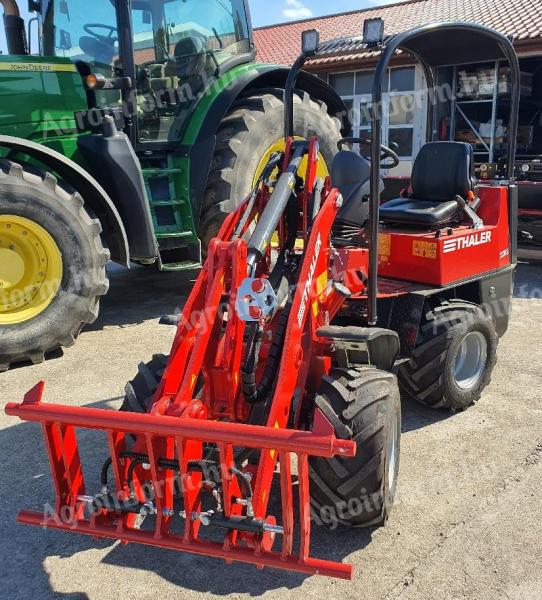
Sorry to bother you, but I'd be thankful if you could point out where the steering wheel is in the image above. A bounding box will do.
[338,137,400,170]
[84,24,118,44]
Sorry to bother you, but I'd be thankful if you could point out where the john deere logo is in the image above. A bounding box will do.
[0,62,77,73]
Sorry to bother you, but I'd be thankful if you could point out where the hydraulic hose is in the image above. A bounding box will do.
[234,151,283,239]
[241,302,292,409]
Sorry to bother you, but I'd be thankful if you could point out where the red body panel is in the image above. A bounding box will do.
[378,186,511,286]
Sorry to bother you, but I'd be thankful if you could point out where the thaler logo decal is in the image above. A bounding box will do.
[443,231,492,254]
[297,234,322,327]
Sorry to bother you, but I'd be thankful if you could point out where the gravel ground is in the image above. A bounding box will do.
[1,261,541,600]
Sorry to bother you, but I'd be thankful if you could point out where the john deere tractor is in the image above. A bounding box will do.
[0,0,345,370]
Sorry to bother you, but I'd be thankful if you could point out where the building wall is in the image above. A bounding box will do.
[319,64,427,176]
[318,54,542,174]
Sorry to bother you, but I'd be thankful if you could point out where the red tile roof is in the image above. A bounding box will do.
[253,0,542,68]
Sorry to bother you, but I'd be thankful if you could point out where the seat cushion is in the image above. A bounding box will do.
[380,197,460,227]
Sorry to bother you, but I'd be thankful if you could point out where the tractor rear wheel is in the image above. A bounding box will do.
[309,368,401,529]
[398,300,498,411]
[0,160,109,371]
[199,90,342,247]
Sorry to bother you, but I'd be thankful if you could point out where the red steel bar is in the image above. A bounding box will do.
[16,511,353,580]
[5,397,355,458]
[297,453,311,563]
[279,451,294,559]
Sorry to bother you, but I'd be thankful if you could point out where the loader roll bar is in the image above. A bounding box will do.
[288,21,521,325]
[366,22,521,324]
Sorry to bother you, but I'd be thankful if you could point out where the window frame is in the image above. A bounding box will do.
[327,65,427,171]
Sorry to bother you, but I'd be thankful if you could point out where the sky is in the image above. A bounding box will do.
[248,0,400,28]
[3,1,401,52]
[13,1,402,28]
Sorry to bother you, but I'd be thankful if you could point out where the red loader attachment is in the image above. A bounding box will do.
[6,382,354,579]
[6,138,358,580]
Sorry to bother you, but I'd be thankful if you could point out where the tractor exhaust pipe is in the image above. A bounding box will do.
[1,0,28,55]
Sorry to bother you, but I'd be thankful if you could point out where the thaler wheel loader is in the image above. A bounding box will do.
[6,21,520,580]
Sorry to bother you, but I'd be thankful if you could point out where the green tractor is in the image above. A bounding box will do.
[0,0,345,370]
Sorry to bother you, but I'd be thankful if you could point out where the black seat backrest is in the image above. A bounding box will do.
[330,150,371,192]
[411,142,475,202]
[330,151,372,229]
[165,36,206,78]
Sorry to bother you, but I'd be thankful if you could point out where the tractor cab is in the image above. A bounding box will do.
[5,0,254,143]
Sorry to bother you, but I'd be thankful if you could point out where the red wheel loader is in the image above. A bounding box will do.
[5,21,520,580]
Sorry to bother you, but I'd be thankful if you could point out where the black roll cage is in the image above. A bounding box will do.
[285,21,521,325]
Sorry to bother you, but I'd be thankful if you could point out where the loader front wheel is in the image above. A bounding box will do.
[398,300,498,411]
[120,354,168,414]
[0,160,109,371]
[309,368,401,529]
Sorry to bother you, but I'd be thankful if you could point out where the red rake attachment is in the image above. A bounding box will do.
[6,383,355,579]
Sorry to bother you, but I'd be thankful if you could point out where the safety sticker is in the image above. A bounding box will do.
[413,240,437,259]
[379,233,391,260]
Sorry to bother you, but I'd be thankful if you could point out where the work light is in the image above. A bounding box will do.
[363,18,384,45]
[302,29,320,55]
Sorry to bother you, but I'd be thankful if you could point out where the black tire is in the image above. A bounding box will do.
[199,90,342,247]
[309,368,401,529]
[398,300,498,411]
[120,353,168,414]
[0,160,109,371]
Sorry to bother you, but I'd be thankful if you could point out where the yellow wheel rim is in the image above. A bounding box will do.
[0,215,63,325]
[253,137,329,187]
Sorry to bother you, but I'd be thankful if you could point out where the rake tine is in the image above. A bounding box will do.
[279,451,294,558]
[42,422,71,518]
[218,442,238,551]
[106,430,124,492]
[43,422,85,521]
[297,453,311,564]
[145,433,164,538]
[59,424,86,520]
[176,437,202,542]
[106,430,127,533]
[217,442,234,515]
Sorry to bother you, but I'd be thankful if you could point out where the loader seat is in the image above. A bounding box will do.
[380,142,477,228]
